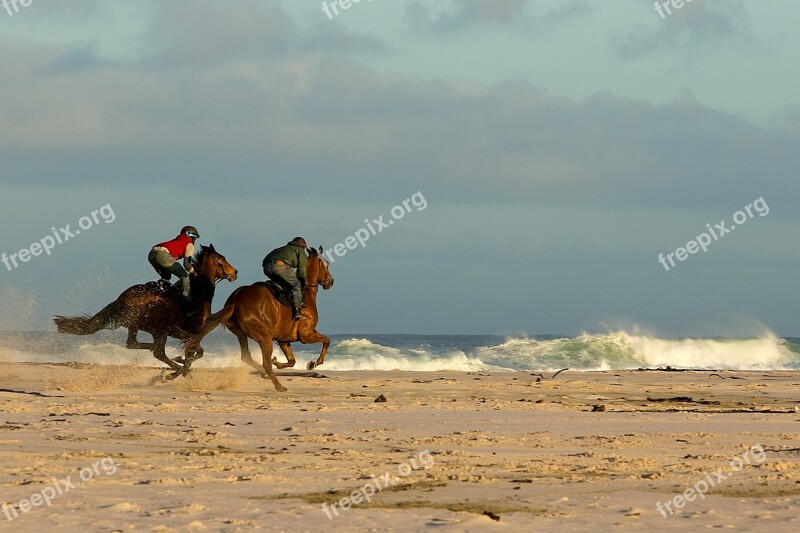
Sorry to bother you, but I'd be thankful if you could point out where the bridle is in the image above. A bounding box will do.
[199,252,234,285]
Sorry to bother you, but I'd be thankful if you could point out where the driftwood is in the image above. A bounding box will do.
[275,371,328,378]
[0,388,64,398]
[646,396,720,405]
[632,407,795,414]
[531,368,569,382]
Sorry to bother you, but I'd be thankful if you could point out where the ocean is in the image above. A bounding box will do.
[1,330,799,372]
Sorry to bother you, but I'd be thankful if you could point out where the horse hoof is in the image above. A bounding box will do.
[272,356,278,365]
[165,371,181,381]
[276,385,288,392]
[306,360,316,370]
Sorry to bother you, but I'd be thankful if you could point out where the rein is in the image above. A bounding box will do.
[304,256,331,290]
[197,252,230,286]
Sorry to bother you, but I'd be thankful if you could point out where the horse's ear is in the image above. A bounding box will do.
[308,247,318,256]
[209,243,216,252]
[318,246,323,254]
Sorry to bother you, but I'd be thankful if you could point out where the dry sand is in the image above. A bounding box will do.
[1,363,799,531]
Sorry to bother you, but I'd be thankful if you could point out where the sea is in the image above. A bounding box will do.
[1,330,799,372]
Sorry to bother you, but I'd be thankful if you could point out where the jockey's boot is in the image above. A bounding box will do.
[293,306,306,320]
[182,293,200,317]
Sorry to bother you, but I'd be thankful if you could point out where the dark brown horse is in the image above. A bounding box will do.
[186,246,333,391]
[54,244,237,376]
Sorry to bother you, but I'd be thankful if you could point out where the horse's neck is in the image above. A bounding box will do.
[197,256,217,284]
[304,259,320,311]
[191,262,217,302]
[306,259,319,280]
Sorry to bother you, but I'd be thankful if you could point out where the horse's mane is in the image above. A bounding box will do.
[194,245,208,262]
[191,245,211,267]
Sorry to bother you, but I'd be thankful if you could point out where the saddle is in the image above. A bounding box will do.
[143,279,201,315]
[254,280,294,308]
[143,279,181,297]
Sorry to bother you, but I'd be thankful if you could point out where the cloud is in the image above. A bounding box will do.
[1,0,797,219]
[3,37,798,218]
[41,43,121,75]
[143,0,386,68]
[613,0,751,61]
[23,0,107,20]
[406,0,592,34]
[296,21,389,56]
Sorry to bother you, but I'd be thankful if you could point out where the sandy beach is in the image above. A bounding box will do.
[0,363,798,531]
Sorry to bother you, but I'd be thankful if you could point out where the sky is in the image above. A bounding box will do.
[1,0,799,336]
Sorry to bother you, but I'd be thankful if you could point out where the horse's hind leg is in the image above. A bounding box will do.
[273,342,296,369]
[230,324,267,377]
[255,336,287,392]
[126,329,154,350]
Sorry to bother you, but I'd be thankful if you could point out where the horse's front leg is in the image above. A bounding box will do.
[150,334,185,377]
[299,330,330,370]
[181,343,204,370]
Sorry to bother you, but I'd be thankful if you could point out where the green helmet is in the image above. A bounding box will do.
[289,237,307,248]
[181,226,200,239]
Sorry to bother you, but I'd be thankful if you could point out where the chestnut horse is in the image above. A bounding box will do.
[186,246,333,391]
[54,244,238,377]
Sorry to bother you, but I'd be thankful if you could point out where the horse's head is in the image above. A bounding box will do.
[308,246,334,290]
[196,243,238,283]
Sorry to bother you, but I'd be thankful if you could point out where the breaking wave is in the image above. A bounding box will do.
[2,330,798,372]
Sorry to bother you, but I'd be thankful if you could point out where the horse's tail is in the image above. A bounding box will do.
[53,300,120,335]
[184,302,236,348]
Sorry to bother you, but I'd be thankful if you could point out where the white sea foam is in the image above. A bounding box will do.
[318,338,501,371]
[2,331,798,371]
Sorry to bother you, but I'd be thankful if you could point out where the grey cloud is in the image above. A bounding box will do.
[1,1,796,221]
[41,44,120,76]
[144,0,295,67]
[406,0,592,33]
[613,0,751,61]
[3,43,798,221]
[142,0,386,68]
[297,22,389,55]
[24,0,107,19]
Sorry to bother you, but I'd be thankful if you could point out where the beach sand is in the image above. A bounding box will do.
[0,363,799,531]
